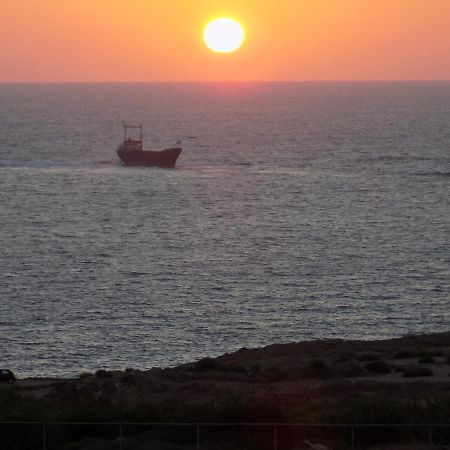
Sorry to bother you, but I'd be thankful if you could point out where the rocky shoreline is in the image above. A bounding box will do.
[2,331,450,448]
[5,331,450,413]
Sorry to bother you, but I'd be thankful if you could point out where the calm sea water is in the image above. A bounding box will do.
[0,82,449,377]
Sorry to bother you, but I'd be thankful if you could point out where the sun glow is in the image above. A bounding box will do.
[203,18,245,54]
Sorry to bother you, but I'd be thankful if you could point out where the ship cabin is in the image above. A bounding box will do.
[120,123,143,152]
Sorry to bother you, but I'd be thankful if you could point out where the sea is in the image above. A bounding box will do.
[0,82,449,378]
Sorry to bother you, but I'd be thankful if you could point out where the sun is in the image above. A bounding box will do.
[203,18,245,54]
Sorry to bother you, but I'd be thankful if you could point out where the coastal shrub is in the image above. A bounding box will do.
[416,350,444,358]
[321,392,450,441]
[335,362,365,378]
[0,389,45,421]
[322,395,416,425]
[393,350,415,359]
[418,356,435,364]
[417,367,433,377]
[229,364,247,373]
[120,373,136,384]
[364,360,391,374]
[336,352,356,362]
[151,383,170,393]
[249,364,261,373]
[310,359,327,370]
[95,369,113,378]
[263,367,288,382]
[357,353,380,362]
[194,357,221,371]
[213,398,286,423]
[403,367,433,378]
[418,368,434,376]
[79,372,92,379]
[249,374,268,383]
[237,347,248,353]
[299,361,333,379]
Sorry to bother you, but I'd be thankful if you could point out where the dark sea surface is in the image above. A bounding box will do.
[0,82,449,377]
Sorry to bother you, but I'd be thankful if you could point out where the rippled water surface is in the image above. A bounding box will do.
[1,82,449,377]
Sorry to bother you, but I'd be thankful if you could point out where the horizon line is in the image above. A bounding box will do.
[1,79,450,85]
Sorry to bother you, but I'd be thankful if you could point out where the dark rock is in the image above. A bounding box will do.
[0,369,15,384]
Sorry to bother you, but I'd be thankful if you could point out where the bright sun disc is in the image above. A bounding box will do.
[204,18,245,53]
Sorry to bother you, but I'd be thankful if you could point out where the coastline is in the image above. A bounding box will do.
[2,331,450,448]
[5,331,450,412]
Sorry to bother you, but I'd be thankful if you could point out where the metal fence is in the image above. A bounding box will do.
[1,421,450,450]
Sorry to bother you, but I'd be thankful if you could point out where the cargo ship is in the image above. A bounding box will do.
[117,124,182,168]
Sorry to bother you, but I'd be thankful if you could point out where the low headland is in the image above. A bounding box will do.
[2,331,450,449]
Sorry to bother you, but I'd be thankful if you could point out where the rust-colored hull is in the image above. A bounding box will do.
[117,147,182,168]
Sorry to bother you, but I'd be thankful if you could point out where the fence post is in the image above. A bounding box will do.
[273,424,277,450]
[351,425,354,450]
[428,425,432,448]
[119,424,123,450]
[196,424,200,450]
[42,423,46,450]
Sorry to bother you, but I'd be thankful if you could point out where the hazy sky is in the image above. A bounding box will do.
[2,0,450,82]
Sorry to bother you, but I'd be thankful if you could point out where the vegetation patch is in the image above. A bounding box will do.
[393,350,415,359]
[194,358,222,372]
[403,367,434,378]
[364,360,391,374]
[357,353,381,362]
[95,369,113,378]
[418,356,435,364]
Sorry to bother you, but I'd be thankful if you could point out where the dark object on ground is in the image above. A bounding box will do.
[0,369,16,383]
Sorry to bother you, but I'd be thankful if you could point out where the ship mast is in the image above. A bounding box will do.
[122,122,143,150]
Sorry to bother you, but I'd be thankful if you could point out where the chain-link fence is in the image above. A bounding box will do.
[1,421,449,449]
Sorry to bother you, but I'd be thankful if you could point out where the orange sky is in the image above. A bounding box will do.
[1,0,450,82]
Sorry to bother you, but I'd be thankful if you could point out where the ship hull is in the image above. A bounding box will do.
[117,147,182,168]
